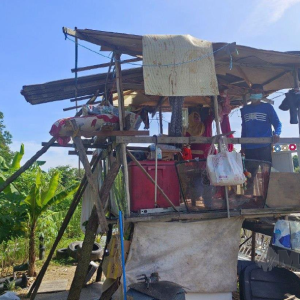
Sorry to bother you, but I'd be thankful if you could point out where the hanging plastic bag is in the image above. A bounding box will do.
[206,137,246,186]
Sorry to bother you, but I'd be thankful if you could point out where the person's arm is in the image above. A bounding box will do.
[269,105,282,143]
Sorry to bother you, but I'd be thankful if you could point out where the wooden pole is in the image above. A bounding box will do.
[71,57,142,73]
[293,67,300,161]
[67,161,120,300]
[114,52,125,130]
[0,137,56,193]
[213,95,230,218]
[28,154,101,299]
[114,51,131,216]
[251,231,256,261]
[159,106,163,134]
[70,120,108,232]
[126,149,178,212]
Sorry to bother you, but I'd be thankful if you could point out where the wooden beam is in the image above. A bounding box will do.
[114,52,125,129]
[118,207,300,223]
[75,90,100,117]
[262,70,290,86]
[68,150,93,155]
[70,120,108,232]
[71,57,142,73]
[236,66,252,87]
[114,52,131,215]
[67,161,120,300]
[216,61,294,71]
[63,100,102,111]
[0,137,56,193]
[69,94,95,102]
[116,136,300,144]
[78,130,149,138]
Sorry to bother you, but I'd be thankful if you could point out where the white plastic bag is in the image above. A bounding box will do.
[206,138,246,186]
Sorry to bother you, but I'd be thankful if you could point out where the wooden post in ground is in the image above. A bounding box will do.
[67,162,120,300]
[114,52,131,216]
[29,155,101,300]
[0,137,56,193]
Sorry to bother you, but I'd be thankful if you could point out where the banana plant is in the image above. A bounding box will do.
[22,167,79,276]
[0,144,25,195]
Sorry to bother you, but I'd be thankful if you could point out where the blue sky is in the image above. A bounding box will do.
[1,0,300,170]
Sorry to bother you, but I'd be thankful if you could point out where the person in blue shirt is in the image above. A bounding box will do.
[241,84,282,198]
[241,84,282,163]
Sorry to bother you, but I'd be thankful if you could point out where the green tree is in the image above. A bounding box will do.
[293,155,299,169]
[0,111,13,164]
[0,144,28,242]
[22,167,79,276]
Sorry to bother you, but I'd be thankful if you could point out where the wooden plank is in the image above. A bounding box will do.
[69,150,93,155]
[116,136,300,144]
[117,136,189,144]
[37,280,68,294]
[70,120,108,232]
[105,206,300,224]
[266,173,300,208]
[236,66,252,87]
[262,70,290,86]
[78,130,149,138]
[71,57,142,73]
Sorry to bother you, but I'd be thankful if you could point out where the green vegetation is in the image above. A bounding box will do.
[0,111,84,277]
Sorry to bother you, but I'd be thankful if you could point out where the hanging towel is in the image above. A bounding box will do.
[143,35,219,96]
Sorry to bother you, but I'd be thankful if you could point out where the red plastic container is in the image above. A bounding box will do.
[128,160,180,211]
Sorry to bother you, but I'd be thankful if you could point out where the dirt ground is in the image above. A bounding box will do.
[10,263,240,300]
[16,262,103,300]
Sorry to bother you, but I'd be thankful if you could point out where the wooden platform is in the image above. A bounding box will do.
[37,279,68,294]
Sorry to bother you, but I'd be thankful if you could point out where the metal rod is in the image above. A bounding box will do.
[119,211,127,300]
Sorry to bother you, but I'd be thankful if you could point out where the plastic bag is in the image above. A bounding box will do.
[272,220,291,249]
[206,137,246,186]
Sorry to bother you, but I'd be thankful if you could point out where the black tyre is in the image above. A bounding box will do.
[89,242,104,261]
[67,241,83,260]
[56,248,69,259]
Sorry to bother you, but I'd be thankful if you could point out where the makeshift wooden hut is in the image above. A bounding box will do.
[4,28,300,299]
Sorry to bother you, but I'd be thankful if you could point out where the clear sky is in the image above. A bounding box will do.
[1,0,300,170]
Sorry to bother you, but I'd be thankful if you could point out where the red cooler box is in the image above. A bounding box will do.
[128,160,180,211]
